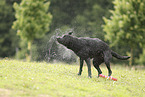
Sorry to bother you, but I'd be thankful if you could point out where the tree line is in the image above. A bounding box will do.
[0,0,145,65]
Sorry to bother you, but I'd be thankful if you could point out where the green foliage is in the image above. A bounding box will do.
[0,0,19,57]
[71,0,112,39]
[0,60,145,96]
[50,0,112,38]
[103,0,145,65]
[49,0,88,30]
[12,0,52,61]
[103,0,145,47]
[15,38,42,61]
[15,39,27,59]
[13,0,52,42]
[137,48,145,65]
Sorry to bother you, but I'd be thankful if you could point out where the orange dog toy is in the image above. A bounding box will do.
[99,74,117,81]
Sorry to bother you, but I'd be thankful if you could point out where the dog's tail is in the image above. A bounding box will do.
[111,50,130,60]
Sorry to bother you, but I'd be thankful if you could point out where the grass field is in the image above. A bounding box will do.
[0,59,145,97]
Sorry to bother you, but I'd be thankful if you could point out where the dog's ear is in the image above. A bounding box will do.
[68,31,73,35]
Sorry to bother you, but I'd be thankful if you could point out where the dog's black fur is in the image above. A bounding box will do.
[57,32,130,78]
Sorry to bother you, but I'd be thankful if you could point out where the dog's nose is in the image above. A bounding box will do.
[56,36,61,39]
[56,36,61,42]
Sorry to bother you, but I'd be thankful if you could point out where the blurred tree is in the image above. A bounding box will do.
[0,0,19,57]
[71,0,113,39]
[137,47,145,65]
[12,0,52,61]
[49,0,88,31]
[5,0,21,4]
[103,0,145,65]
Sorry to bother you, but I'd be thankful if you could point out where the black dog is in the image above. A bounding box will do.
[57,32,130,78]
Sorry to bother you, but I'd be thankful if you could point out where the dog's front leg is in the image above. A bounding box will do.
[78,58,84,76]
[85,58,92,78]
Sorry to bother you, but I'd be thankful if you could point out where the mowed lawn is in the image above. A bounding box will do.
[0,59,145,97]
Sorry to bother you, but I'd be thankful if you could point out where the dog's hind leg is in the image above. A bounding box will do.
[93,58,103,77]
[78,58,84,76]
[103,51,112,76]
[85,58,92,78]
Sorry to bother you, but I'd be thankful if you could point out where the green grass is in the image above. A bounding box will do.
[0,59,145,97]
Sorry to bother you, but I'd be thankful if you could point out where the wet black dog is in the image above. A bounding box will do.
[57,32,130,78]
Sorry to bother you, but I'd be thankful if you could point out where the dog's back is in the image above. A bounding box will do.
[78,37,109,50]
[69,37,110,59]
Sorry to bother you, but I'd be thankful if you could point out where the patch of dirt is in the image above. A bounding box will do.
[0,88,11,97]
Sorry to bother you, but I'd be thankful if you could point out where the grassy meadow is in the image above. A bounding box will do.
[0,59,145,97]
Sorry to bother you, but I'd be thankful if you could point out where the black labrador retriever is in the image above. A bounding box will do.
[57,32,130,78]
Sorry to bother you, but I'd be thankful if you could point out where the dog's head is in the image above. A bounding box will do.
[57,31,73,46]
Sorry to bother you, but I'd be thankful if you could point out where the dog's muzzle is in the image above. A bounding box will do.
[56,36,62,43]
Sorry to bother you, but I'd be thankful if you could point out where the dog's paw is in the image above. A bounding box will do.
[88,75,92,78]
[77,73,81,76]
[98,73,102,78]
